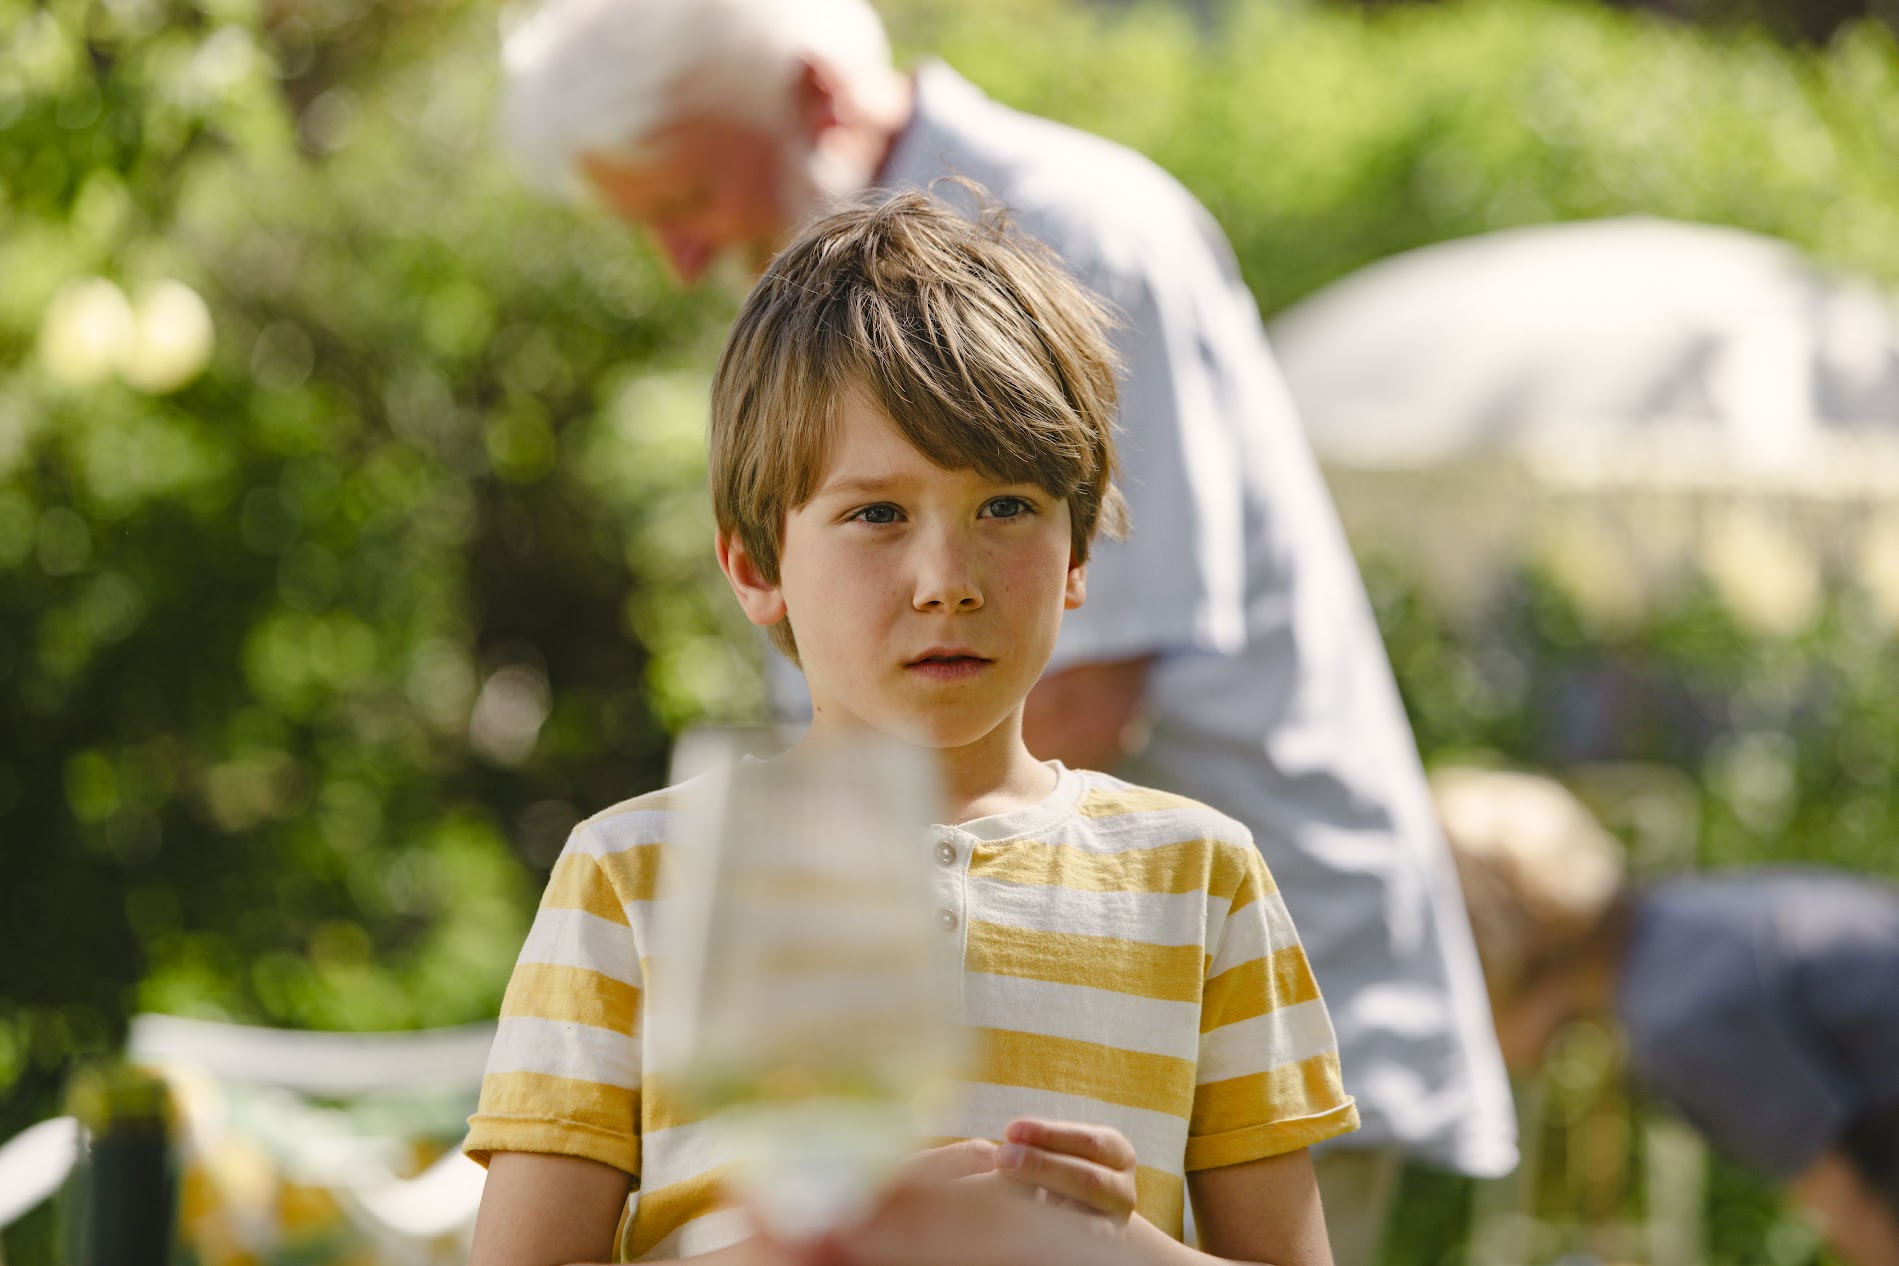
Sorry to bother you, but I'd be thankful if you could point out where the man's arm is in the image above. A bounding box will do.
[1789,1149,1899,1266]
[1022,657,1153,772]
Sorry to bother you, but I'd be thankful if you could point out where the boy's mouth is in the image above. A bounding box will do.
[905,650,992,681]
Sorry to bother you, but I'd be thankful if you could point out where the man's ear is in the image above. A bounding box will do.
[717,532,790,628]
[789,56,844,143]
[1064,554,1087,611]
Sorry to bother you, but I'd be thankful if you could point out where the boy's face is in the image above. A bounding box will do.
[722,390,1086,752]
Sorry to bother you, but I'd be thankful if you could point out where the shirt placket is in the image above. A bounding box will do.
[928,825,974,1016]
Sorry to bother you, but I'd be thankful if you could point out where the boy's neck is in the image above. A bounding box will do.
[933,726,1059,826]
[800,709,1058,826]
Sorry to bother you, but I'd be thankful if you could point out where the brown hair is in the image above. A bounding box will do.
[710,188,1128,659]
[1430,766,1632,1009]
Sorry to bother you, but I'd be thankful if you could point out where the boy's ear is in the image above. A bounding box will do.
[1064,554,1087,611]
[716,532,790,628]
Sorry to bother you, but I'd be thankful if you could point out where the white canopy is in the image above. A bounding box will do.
[1270,216,1899,475]
[1265,219,1899,630]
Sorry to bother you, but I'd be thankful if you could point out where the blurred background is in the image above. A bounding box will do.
[3,0,1898,1262]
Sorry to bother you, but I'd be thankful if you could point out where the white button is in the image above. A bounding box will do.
[936,843,957,866]
[937,908,959,932]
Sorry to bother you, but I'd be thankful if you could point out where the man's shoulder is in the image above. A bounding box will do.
[906,61,1226,293]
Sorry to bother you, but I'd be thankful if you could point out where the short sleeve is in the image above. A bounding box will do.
[1046,241,1251,672]
[1186,841,1359,1171]
[464,822,648,1176]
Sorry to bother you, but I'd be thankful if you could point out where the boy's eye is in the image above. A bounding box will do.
[981,496,1034,520]
[850,504,902,525]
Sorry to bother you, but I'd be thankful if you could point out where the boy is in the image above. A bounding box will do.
[464,192,1359,1265]
[1433,765,1899,1266]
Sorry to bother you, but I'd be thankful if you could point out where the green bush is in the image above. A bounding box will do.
[0,0,754,1148]
[905,0,1899,310]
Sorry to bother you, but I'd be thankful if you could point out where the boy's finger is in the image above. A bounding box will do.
[1004,1119,1138,1171]
[995,1145,1136,1223]
[897,1138,1001,1185]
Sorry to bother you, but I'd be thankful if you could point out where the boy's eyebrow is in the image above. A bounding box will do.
[812,471,1044,499]
[811,473,912,499]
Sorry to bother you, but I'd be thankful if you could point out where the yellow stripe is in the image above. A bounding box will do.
[641,1073,705,1134]
[1184,1098,1360,1171]
[623,1164,734,1259]
[1191,1052,1349,1140]
[1135,1164,1187,1240]
[972,1027,1196,1118]
[1200,945,1319,1031]
[967,919,1204,1003]
[463,1115,641,1176]
[544,853,633,923]
[470,1070,639,1167]
[1226,846,1270,912]
[593,843,664,904]
[499,962,641,1034]
[1077,785,1201,819]
[969,837,1266,898]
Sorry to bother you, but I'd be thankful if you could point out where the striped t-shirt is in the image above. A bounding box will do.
[465,762,1358,1258]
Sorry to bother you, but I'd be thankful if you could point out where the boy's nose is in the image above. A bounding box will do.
[912,539,983,613]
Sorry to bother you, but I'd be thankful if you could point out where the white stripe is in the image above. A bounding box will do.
[930,1083,1189,1176]
[970,877,1209,947]
[517,907,642,986]
[1195,999,1339,1084]
[963,973,1201,1061]
[1083,807,1236,843]
[483,1015,640,1087]
[1035,814,1234,856]
[1201,894,1232,948]
[1206,890,1301,978]
[574,809,671,855]
[640,1117,739,1189]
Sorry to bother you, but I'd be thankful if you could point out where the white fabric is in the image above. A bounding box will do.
[775,62,1516,1175]
[126,1014,495,1097]
[1270,217,1899,472]
[0,1116,83,1229]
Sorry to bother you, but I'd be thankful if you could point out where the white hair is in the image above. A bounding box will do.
[500,0,898,198]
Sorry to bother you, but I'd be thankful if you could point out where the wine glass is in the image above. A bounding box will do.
[655,727,967,1239]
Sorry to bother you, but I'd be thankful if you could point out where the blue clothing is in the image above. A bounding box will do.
[1616,869,1899,1180]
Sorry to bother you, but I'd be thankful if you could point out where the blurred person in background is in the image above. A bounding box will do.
[499,2,1517,1257]
[1434,765,1899,1266]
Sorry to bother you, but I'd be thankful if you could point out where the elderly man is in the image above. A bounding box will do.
[499,2,1517,1258]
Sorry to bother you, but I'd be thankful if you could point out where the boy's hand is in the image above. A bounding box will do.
[827,1179,1144,1266]
[994,1118,1138,1226]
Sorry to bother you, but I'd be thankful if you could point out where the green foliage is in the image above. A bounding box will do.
[0,0,751,1149]
[905,0,1899,311]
